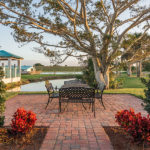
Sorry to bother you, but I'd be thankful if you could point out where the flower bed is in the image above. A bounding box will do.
[0,127,48,150]
[0,107,45,149]
[106,108,150,149]
[104,126,150,150]
[115,108,150,144]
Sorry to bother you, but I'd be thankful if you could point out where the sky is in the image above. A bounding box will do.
[0,25,79,66]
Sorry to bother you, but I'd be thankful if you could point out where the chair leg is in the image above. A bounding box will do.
[101,99,105,109]
[94,100,95,117]
[92,102,94,112]
[100,95,105,109]
[89,103,91,109]
[82,103,86,110]
[45,97,51,109]
[59,101,61,112]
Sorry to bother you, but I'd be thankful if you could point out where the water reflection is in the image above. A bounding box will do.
[20,78,75,92]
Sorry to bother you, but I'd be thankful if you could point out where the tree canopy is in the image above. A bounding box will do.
[0,0,150,88]
[34,63,44,67]
[121,33,150,64]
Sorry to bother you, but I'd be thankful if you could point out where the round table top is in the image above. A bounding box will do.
[61,83,90,88]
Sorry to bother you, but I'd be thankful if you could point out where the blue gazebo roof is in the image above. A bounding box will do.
[0,50,23,60]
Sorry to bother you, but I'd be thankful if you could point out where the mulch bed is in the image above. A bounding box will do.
[0,127,48,150]
[104,126,150,150]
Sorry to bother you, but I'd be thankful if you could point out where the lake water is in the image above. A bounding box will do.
[40,71,82,75]
[7,71,83,92]
[20,78,75,92]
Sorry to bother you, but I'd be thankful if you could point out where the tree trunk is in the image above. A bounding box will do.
[104,68,110,89]
[137,61,142,77]
[92,57,109,89]
[127,63,132,77]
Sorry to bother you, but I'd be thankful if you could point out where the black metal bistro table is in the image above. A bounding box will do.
[61,83,90,88]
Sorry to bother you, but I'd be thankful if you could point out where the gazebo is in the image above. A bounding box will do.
[0,50,23,83]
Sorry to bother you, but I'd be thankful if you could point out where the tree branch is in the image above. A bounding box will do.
[0,2,60,34]
[57,0,74,22]
[111,0,116,12]
[123,27,149,54]
[118,12,150,44]
[118,0,138,16]
[101,0,111,23]
[59,0,82,18]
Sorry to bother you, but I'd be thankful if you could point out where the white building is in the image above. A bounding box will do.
[21,66,35,74]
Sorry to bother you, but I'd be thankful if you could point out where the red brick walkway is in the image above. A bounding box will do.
[4,94,147,150]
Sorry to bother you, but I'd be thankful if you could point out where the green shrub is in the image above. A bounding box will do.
[0,67,6,126]
[109,72,123,89]
[79,58,123,89]
[142,60,150,72]
[0,116,5,126]
[141,76,150,113]
[6,81,21,90]
[78,58,97,88]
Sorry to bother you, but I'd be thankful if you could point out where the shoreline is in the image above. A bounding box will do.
[6,74,82,90]
[25,75,77,83]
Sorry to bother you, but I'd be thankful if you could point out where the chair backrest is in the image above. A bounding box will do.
[59,87,95,99]
[45,81,54,93]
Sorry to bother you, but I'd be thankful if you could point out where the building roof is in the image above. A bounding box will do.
[0,50,23,60]
[21,66,33,70]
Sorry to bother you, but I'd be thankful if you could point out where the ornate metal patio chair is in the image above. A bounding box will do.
[45,81,59,109]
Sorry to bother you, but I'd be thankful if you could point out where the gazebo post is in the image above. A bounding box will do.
[14,64,16,78]
[18,60,21,77]
[2,63,5,79]
[8,58,11,79]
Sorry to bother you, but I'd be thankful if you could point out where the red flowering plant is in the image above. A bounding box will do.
[115,108,150,144]
[11,108,37,134]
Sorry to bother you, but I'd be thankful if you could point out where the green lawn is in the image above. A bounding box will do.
[35,66,82,72]
[6,88,145,101]
[6,73,148,100]
[105,88,145,99]
[5,92,18,100]
[108,74,146,99]
[117,74,146,88]
[19,88,145,99]
[21,74,75,80]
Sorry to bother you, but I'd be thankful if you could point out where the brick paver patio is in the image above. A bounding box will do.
[4,94,147,150]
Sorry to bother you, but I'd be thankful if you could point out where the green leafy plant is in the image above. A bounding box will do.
[109,72,123,89]
[141,76,150,113]
[143,61,150,72]
[79,58,97,88]
[78,58,123,89]
[0,67,6,126]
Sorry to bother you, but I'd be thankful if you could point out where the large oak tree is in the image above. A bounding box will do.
[0,0,150,89]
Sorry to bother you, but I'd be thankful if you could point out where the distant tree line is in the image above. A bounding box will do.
[35,65,82,72]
